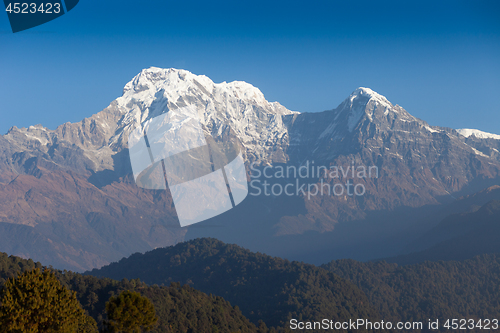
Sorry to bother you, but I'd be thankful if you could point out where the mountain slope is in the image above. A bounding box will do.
[0,168,184,271]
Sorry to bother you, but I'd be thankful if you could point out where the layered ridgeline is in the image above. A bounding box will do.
[1,67,500,270]
[87,238,380,329]
[88,238,500,333]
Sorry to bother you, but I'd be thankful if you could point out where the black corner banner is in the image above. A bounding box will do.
[3,0,79,33]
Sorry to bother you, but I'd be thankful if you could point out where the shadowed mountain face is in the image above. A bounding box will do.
[1,67,500,270]
[385,198,500,265]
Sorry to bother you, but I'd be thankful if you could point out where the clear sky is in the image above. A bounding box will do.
[1,0,499,135]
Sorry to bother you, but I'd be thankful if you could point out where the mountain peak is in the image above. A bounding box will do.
[122,67,204,95]
[331,87,397,132]
[122,67,266,102]
[349,87,392,108]
[119,67,279,112]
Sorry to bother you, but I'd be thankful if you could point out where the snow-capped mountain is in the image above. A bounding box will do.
[2,67,297,175]
[1,67,500,270]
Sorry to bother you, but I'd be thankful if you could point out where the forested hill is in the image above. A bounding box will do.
[0,252,261,333]
[88,237,500,333]
[87,238,380,329]
[5,238,500,333]
[323,254,500,331]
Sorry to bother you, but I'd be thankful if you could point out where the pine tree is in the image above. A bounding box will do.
[257,320,268,333]
[0,268,98,333]
[105,290,158,333]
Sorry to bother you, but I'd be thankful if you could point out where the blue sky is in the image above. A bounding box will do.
[1,0,499,135]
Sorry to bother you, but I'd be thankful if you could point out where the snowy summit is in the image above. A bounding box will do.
[457,129,500,140]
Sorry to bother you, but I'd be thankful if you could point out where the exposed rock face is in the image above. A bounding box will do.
[1,68,499,270]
